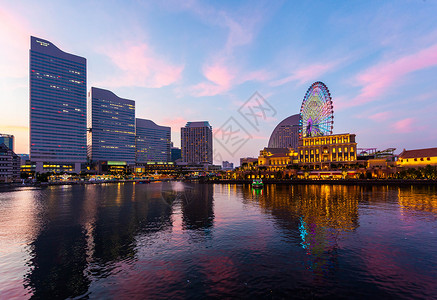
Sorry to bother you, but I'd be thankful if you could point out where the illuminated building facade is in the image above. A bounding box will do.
[135,118,171,163]
[0,134,14,151]
[397,147,437,168]
[29,36,87,173]
[268,114,300,151]
[87,87,135,166]
[258,148,299,172]
[181,121,213,164]
[298,133,357,169]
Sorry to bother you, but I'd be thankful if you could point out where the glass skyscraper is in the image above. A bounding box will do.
[0,134,14,151]
[135,118,171,163]
[88,87,136,164]
[181,121,213,164]
[29,36,87,173]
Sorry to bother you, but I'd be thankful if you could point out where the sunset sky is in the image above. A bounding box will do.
[1,0,436,165]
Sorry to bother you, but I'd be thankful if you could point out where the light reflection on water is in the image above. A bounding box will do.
[0,183,436,299]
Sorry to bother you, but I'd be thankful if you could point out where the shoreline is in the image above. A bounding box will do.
[205,179,437,186]
[1,178,437,188]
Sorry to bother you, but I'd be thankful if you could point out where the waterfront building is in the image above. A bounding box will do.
[0,134,14,151]
[30,36,87,173]
[133,162,176,175]
[268,114,300,151]
[87,87,135,173]
[0,143,20,182]
[181,121,213,164]
[397,147,437,168]
[298,133,357,170]
[222,161,234,171]
[240,157,257,167]
[258,148,299,171]
[136,118,171,163]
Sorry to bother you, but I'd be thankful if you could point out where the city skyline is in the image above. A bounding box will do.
[1,1,437,165]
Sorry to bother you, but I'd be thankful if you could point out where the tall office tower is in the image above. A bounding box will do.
[88,87,135,165]
[268,114,301,151]
[135,119,171,163]
[0,134,14,151]
[181,121,213,164]
[29,36,87,173]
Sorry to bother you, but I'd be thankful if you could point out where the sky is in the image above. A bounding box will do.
[1,0,437,165]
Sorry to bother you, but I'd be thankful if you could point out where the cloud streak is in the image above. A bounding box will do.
[182,1,272,96]
[270,61,340,87]
[97,42,184,88]
[345,43,437,108]
[392,118,415,133]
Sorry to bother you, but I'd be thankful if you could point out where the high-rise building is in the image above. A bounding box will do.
[268,114,300,151]
[29,36,87,173]
[88,87,136,166]
[0,134,14,151]
[181,121,213,164]
[135,118,171,163]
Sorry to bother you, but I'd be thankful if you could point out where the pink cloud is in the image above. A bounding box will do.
[179,2,270,97]
[189,61,272,97]
[162,117,188,129]
[270,61,339,87]
[0,8,33,78]
[346,43,437,108]
[97,43,184,88]
[392,118,414,133]
[369,111,392,122]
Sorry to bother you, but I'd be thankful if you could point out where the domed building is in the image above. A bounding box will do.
[268,114,301,151]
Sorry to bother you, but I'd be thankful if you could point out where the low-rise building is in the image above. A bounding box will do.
[258,148,298,172]
[398,147,437,168]
[0,143,20,182]
[222,161,234,171]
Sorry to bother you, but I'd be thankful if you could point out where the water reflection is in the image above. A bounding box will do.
[24,186,90,299]
[181,183,214,230]
[23,183,178,298]
[0,183,436,299]
[398,185,437,216]
[243,184,360,276]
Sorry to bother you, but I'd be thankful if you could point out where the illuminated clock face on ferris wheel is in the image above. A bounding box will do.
[299,82,334,138]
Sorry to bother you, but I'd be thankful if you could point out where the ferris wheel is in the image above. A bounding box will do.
[299,82,334,138]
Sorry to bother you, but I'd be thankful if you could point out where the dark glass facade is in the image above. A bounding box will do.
[0,134,14,151]
[29,36,87,171]
[88,87,135,164]
[135,119,171,163]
